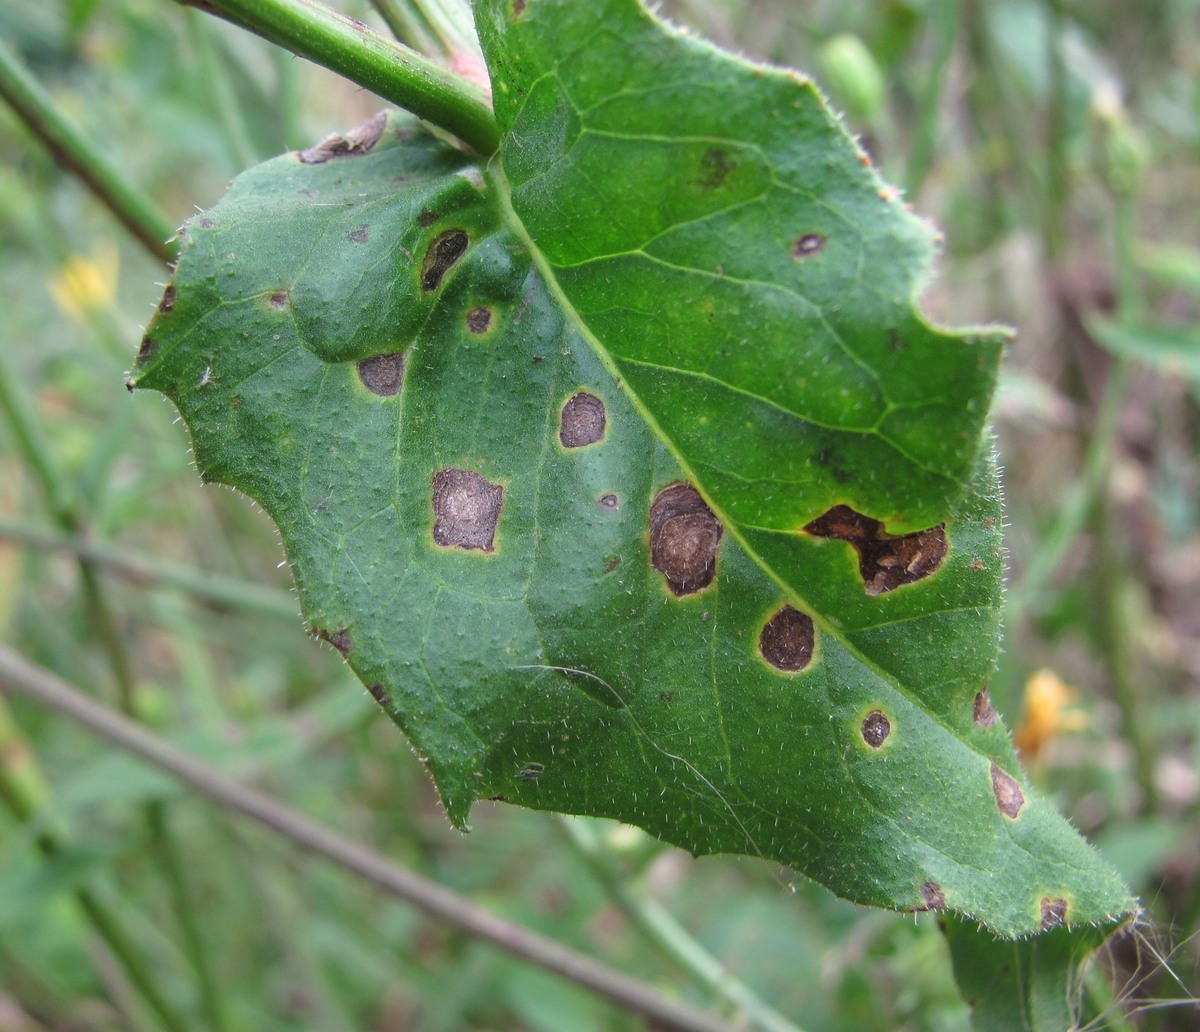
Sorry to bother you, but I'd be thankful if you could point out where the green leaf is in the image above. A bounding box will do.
[129,0,1134,937]
[943,914,1114,1031]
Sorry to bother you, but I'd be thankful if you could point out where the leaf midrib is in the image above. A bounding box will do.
[486,159,995,762]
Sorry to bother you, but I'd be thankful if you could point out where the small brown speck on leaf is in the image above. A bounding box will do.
[599,494,618,509]
[758,605,815,672]
[298,110,388,164]
[805,505,947,595]
[793,233,825,257]
[421,230,469,291]
[918,880,946,910]
[650,483,723,595]
[367,683,389,706]
[269,290,289,310]
[974,690,998,727]
[432,468,504,552]
[1040,898,1067,930]
[357,352,407,397]
[990,763,1025,819]
[466,306,493,334]
[861,710,891,747]
[316,627,353,656]
[136,335,157,364]
[697,147,735,189]
[348,225,369,245]
[418,209,436,228]
[559,392,606,448]
[158,285,176,313]
[512,0,526,15]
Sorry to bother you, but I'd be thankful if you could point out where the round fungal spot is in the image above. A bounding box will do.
[1040,898,1067,930]
[990,762,1025,819]
[356,352,407,397]
[599,493,618,509]
[861,710,891,747]
[793,233,825,258]
[559,391,606,448]
[421,229,469,291]
[347,224,369,245]
[431,468,504,552]
[136,335,157,364]
[758,605,815,672]
[418,209,436,228]
[269,290,289,310]
[650,483,723,596]
[973,689,998,727]
[157,285,176,314]
[366,682,389,706]
[466,306,493,334]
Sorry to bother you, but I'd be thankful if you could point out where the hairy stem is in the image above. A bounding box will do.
[178,0,499,154]
[0,42,178,263]
[0,646,741,1032]
[555,816,808,1032]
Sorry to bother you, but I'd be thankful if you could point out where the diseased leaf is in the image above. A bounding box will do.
[130,0,1135,939]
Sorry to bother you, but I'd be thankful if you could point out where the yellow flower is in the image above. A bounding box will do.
[48,240,118,323]
[1015,668,1089,759]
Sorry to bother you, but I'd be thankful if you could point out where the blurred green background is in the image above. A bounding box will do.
[1,0,1198,1029]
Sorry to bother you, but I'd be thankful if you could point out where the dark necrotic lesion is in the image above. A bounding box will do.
[649,483,723,595]
[559,392,606,448]
[804,504,947,595]
[357,352,407,396]
[421,230,469,291]
[431,468,504,552]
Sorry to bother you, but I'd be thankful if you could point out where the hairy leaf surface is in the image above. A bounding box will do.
[130,0,1134,937]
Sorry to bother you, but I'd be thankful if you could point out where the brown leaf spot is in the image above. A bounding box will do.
[650,483,723,596]
[136,335,157,364]
[199,217,215,229]
[367,683,389,706]
[418,209,436,228]
[758,605,815,672]
[599,493,618,510]
[421,230,469,291]
[697,147,735,189]
[298,110,388,164]
[269,290,289,310]
[512,0,526,15]
[804,505,947,595]
[357,352,407,397]
[603,555,621,574]
[1040,898,1067,930]
[559,392,606,448]
[974,689,998,727]
[432,469,504,552]
[348,225,369,245]
[793,233,825,257]
[316,628,353,656]
[861,710,891,747]
[466,306,493,334]
[990,763,1025,819]
[157,285,176,313]
[919,880,946,910]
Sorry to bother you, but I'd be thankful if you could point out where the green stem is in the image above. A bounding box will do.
[905,0,959,198]
[554,817,807,1032]
[1043,0,1069,263]
[0,646,741,1032]
[178,0,499,155]
[0,699,191,1032]
[0,519,298,619]
[0,42,178,264]
[368,0,440,54]
[187,10,261,171]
